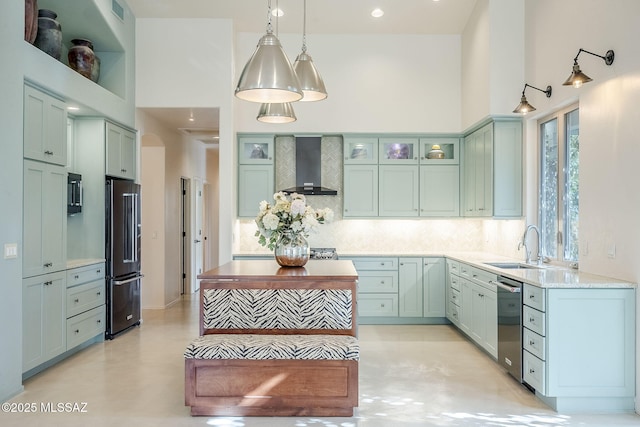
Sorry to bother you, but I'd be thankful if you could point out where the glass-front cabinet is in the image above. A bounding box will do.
[239,136,274,165]
[419,137,460,164]
[378,138,419,164]
[344,137,378,164]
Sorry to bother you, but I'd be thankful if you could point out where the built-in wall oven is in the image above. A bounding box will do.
[495,275,523,382]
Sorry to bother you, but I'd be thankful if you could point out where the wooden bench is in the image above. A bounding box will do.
[184,260,359,417]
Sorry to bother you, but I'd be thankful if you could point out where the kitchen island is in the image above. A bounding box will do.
[186,260,359,416]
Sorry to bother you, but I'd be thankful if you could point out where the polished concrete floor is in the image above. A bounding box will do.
[3,296,640,427]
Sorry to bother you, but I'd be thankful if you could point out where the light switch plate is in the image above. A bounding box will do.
[4,243,18,259]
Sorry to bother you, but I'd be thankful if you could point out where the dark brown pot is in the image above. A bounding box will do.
[24,0,38,43]
[68,38,95,80]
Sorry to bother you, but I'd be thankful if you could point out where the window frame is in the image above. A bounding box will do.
[537,103,579,264]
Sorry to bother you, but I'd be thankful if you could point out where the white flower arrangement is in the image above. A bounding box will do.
[255,192,334,250]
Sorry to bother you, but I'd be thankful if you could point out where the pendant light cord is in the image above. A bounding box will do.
[266,0,273,34]
[302,0,308,53]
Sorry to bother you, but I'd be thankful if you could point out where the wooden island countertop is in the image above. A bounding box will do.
[197,259,358,282]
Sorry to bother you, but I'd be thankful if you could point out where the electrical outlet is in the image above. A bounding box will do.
[607,243,616,259]
[4,243,18,259]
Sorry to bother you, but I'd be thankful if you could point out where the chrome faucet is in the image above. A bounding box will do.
[518,224,542,265]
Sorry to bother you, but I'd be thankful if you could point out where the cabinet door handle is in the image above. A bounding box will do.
[529,340,535,346]
[74,329,80,334]
[44,262,53,267]
[44,281,52,286]
[529,317,535,323]
[74,274,80,279]
[529,368,535,374]
[74,298,79,303]
[121,168,127,173]
[97,291,101,296]
[380,281,385,284]
[44,150,54,155]
[96,269,101,274]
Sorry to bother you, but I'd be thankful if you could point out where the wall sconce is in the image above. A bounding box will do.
[513,84,552,115]
[563,48,615,88]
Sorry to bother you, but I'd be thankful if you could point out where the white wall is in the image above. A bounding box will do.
[140,143,166,309]
[0,0,26,403]
[523,0,640,412]
[136,18,235,265]
[234,33,462,133]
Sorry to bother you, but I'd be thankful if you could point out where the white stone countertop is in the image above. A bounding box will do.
[234,251,636,289]
[66,258,106,270]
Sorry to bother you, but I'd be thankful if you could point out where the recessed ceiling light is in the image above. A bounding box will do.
[371,8,384,18]
[67,106,79,111]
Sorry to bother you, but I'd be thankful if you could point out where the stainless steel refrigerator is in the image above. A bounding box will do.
[105,178,142,339]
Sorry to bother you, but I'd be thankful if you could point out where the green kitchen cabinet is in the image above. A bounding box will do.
[239,135,274,165]
[23,160,67,278]
[463,123,493,217]
[462,119,522,218]
[379,165,419,217]
[343,165,378,217]
[423,257,446,317]
[238,165,274,218]
[522,284,636,412]
[419,137,460,165]
[106,121,136,180]
[419,165,460,217]
[344,136,378,164]
[22,272,66,373]
[399,258,423,317]
[238,135,274,218]
[23,85,67,166]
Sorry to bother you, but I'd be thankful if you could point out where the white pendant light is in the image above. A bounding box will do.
[257,102,297,123]
[293,0,327,102]
[235,0,302,103]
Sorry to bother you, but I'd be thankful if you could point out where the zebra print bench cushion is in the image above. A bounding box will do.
[184,334,359,361]
[202,289,353,330]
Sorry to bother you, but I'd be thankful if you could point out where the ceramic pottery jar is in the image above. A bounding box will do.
[90,55,101,83]
[34,9,62,60]
[68,38,96,80]
[24,0,38,44]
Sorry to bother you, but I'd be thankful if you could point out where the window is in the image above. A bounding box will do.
[538,105,579,263]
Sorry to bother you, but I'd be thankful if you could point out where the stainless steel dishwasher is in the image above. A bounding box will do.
[494,275,523,382]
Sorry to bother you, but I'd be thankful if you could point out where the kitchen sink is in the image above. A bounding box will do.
[483,262,541,270]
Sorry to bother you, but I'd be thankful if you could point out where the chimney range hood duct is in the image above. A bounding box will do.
[281,136,337,195]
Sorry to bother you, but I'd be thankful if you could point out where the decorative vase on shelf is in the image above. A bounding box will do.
[24,0,38,44]
[274,232,310,267]
[34,9,62,60]
[68,38,96,80]
[90,54,101,83]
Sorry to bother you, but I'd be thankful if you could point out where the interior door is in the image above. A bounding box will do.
[192,177,203,293]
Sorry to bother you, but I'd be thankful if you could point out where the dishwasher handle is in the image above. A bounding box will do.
[491,279,522,293]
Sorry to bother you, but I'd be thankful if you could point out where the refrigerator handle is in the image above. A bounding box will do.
[113,274,144,286]
[123,193,135,263]
[132,193,138,263]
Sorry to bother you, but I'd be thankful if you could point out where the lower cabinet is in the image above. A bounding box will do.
[66,262,106,351]
[23,272,67,373]
[347,256,446,324]
[447,260,497,358]
[522,284,636,412]
[23,263,105,377]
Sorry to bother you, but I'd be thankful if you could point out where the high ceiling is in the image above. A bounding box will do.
[126,0,478,142]
[125,0,478,35]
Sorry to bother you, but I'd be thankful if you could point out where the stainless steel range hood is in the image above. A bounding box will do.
[281,136,337,195]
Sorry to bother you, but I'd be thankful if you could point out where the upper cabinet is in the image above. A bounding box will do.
[239,136,274,165]
[462,119,523,218]
[106,121,136,180]
[378,138,419,164]
[24,85,67,166]
[237,135,275,218]
[419,137,460,165]
[344,137,378,164]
